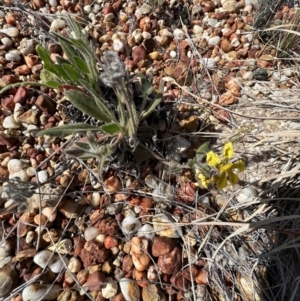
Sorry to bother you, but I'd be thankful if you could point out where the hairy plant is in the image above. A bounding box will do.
[253,0,286,30]
[0,17,163,177]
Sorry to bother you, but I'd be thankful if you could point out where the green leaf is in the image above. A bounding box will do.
[97,144,112,180]
[38,123,101,137]
[139,92,162,120]
[56,56,71,66]
[36,45,53,69]
[62,63,82,83]
[196,142,210,156]
[40,69,61,85]
[74,142,91,151]
[100,123,121,135]
[51,65,72,81]
[65,90,114,123]
[74,57,90,74]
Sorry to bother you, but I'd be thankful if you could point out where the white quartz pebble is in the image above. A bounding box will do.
[84,226,99,241]
[3,115,20,129]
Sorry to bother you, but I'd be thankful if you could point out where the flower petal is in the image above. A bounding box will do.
[217,172,228,189]
[227,170,239,185]
[198,174,208,188]
[206,151,221,167]
[232,160,246,172]
[222,142,234,161]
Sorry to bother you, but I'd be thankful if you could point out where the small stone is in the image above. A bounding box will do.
[142,284,165,301]
[102,279,118,299]
[201,58,215,68]
[0,27,19,38]
[169,50,176,58]
[157,246,182,274]
[37,170,48,183]
[231,37,240,47]
[180,115,199,132]
[103,13,114,22]
[42,207,57,222]
[121,216,142,235]
[148,51,160,60]
[104,175,122,193]
[24,54,39,68]
[5,51,21,62]
[242,71,254,80]
[20,39,36,56]
[13,86,28,104]
[7,159,22,174]
[50,19,66,31]
[153,214,181,238]
[68,257,82,273]
[236,186,258,203]
[152,236,176,257]
[253,68,268,81]
[208,36,220,46]
[221,0,238,12]
[132,45,147,63]
[48,239,73,255]
[85,271,106,292]
[49,0,58,6]
[173,28,185,40]
[84,227,99,241]
[0,11,5,18]
[193,25,203,35]
[35,95,56,114]
[14,65,31,75]
[207,18,218,27]
[137,224,155,241]
[3,115,20,129]
[59,199,84,219]
[112,39,125,53]
[16,109,38,125]
[136,3,152,15]
[172,136,191,154]
[119,278,140,301]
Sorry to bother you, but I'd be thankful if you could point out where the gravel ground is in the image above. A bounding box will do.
[0,0,300,301]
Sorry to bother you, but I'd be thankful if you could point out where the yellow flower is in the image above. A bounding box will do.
[217,159,245,189]
[197,142,245,190]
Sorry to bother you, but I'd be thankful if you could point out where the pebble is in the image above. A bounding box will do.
[193,25,203,35]
[137,224,155,241]
[153,214,181,238]
[20,39,36,56]
[7,159,23,174]
[50,19,66,31]
[201,58,216,68]
[173,28,185,40]
[0,11,4,18]
[208,36,220,46]
[102,280,118,299]
[172,136,191,154]
[49,0,57,6]
[136,3,152,15]
[1,37,12,46]
[236,187,258,203]
[207,18,218,27]
[33,250,52,268]
[3,115,20,129]
[0,27,19,38]
[22,284,61,301]
[42,207,57,222]
[9,170,29,182]
[169,50,177,58]
[68,257,82,273]
[119,278,140,301]
[5,52,21,62]
[84,226,99,241]
[37,170,48,183]
[242,71,254,80]
[49,254,69,273]
[112,39,125,53]
[121,216,142,235]
[231,37,240,47]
